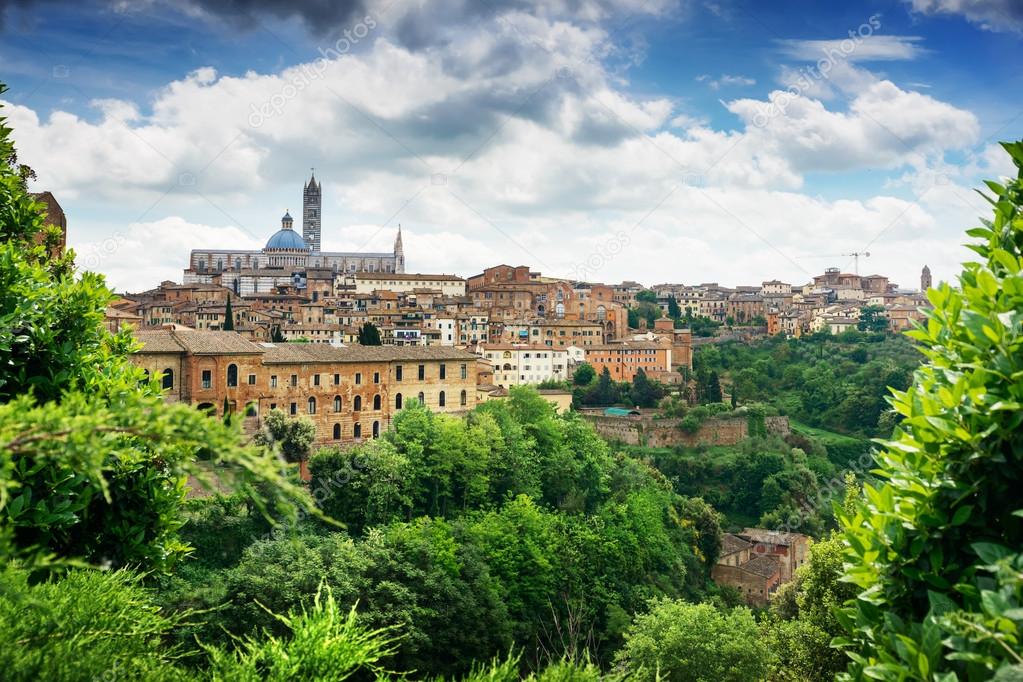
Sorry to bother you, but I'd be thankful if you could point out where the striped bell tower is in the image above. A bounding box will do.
[302,170,321,252]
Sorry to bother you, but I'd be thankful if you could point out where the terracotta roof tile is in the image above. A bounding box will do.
[134,330,264,355]
[721,533,751,556]
[260,343,479,364]
[741,555,781,578]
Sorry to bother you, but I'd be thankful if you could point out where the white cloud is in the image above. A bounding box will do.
[906,0,1023,32]
[726,78,979,174]
[698,74,757,90]
[72,217,263,292]
[776,35,927,62]
[2,1,996,294]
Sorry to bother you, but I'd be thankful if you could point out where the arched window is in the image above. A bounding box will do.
[334,395,342,413]
[227,364,238,387]
[354,422,362,439]
[373,394,381,410]
[460,389,467,406]
[596,305,607,321]
[197,402,216,415]
[162,368,174,390]
[354,395,362,411]
[395,393,403,409]
[439,391,446,407]
[418,391,425,404]
[372,421,380,438]
[308,397,316,414]
[217,258,223,271]
[333,423,341,440]
[502,363,512,371]
[555,302,565,318]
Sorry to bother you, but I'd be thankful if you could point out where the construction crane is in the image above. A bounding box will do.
[842,251,870,275]
[801,251,872,275]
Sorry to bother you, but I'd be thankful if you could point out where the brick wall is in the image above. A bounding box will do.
[710,564,778,607]
[581,413,789,448]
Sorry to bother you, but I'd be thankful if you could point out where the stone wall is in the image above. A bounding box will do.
[710,564,776,607]
[581,412,789,448]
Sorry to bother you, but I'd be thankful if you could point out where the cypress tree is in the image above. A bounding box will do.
[223,295,235,331]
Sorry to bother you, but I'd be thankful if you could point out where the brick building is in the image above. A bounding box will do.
[132,330,478,446]
[712,529,810,606]
[30,190,67,257]
[584,340,671,382]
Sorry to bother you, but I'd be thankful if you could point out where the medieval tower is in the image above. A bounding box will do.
[394,224,405,273]
[921,264,932,292]
[303,171,321,252]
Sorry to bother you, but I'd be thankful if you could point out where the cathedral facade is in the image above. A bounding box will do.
[184,173,405,289]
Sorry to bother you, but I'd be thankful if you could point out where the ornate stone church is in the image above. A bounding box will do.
[184,173,405,288]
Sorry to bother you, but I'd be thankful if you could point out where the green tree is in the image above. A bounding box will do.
[255,409,316,463]
[617,600,768,681]
[358,321,382,345]
[856,304,888,332]
[573,362,596,386]
[590,366,618,406]
[636,289,658,304]
[839,141,1023,680]
[223,294,235,330]
[667,296,681,319]
[0,86,309,573]
[704,371,723,403]
[630,368,664,408]
[766,531,857,680]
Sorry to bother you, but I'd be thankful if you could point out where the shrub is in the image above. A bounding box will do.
[838,141,1023,679]
[616,600,767,681]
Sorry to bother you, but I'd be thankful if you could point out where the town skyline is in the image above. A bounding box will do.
[3,0,1020,291]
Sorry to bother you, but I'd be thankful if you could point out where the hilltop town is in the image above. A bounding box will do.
[94,176,929,437]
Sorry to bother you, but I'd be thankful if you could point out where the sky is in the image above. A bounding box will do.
[1,0,1021,292]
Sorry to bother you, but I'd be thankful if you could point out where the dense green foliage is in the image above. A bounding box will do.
[157,390,722,674]
[616,599,768,680]
[629,431,837,533]
[694,331,919,437]
[838,142,1023,679]
[766,526,859,681]
[357,321,382,345]
[255,409,317,463]
[0,85,310,574]
[574,366,666,408]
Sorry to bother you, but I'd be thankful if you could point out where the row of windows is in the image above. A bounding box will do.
[277,390,469,416]
[206,363,470,390]
[330,421,379,439]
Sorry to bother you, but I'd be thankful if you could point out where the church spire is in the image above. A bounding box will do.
[393,224,405,273]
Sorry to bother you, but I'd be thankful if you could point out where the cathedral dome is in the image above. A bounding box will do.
[265,227,309,251]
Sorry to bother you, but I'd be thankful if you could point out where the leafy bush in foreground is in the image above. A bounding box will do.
[838,142,1023,679]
